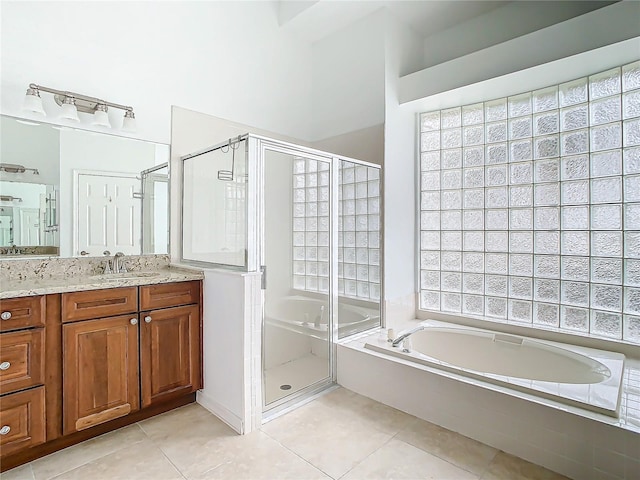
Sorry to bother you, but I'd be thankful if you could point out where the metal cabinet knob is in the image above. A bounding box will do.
[0,426,10,435]
[130,318,138,325]
[144,316,152,323]
[1,311,11,320]
[0,362,10,371]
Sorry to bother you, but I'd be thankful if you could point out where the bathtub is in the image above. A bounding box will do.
[365,320,625,416]
[265,295,379,337]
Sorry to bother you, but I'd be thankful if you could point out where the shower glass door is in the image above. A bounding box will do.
[261,143,334,410]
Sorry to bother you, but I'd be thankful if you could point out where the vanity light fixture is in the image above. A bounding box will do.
[0,195,23,203]
[0,163,39,175]
[22,83,136,132]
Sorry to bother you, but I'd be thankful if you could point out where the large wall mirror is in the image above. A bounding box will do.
[0,115,169,258]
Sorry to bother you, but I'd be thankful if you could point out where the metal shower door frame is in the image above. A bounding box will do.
[252,135,339,417]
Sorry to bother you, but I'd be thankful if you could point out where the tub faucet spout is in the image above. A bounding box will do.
[391,325,427,348]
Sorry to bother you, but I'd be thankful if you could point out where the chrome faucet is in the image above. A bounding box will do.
[113,252,127,273]
[103,251,127,274]
[391,324,427,348]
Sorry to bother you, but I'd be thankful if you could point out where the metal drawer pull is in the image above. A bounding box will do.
[1,311,11,320]
[130,318,138,325]
[0,426,10,435]
[144,316,152,323]
[0,362,10,371]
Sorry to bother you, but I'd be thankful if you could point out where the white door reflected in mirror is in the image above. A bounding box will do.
[75,172,142,256]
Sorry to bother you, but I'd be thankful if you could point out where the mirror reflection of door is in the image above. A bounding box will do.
[75,172,141,256]
[19,208,40,245]
[0,211,12,245]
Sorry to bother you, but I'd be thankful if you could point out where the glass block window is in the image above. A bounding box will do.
[418,61,640,343]
[291,159,381,301]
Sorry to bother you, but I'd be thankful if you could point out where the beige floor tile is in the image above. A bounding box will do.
[190,431,329,480]
[31,424,147,480]
[480,452,569,480]
[261,399,394,479]
[315,387,414,435]
[138,404,225,442]
[342,438,478,480]
[48,439,183,480]
[397,417,498,476]
[1,464,35,480]
[139,404,243,479]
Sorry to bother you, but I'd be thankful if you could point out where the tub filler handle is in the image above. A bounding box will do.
[493,333,523,345]
[391,325,427,348]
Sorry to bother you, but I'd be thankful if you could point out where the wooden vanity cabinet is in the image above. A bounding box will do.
[0,279,202,471]
[61,281,201,434]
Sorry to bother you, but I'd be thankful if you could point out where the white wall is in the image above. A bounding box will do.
[311,124,384,166]
[198,269,262,434]
[421,1,615,69]
[310,9,386,142]
[381,12,424,321]
[0,1,313,144]
[402,1,640,103]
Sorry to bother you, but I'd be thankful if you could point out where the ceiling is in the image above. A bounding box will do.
[277,0,616,44]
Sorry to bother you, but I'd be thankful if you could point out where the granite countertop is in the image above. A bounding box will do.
[0,266,204,299]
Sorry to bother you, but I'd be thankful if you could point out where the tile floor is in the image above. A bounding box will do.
[2,387,569,480]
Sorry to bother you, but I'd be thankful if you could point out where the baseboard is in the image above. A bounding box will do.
[196,390,244,434]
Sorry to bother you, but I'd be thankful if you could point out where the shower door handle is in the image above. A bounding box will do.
[260,265,267,290]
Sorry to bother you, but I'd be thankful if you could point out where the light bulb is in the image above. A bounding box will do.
[23,88,46,116]
[92,103,111,128]
[122,110,136,132]
[59,96,80,122]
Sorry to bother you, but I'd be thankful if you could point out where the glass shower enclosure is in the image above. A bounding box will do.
[181,134,382,415]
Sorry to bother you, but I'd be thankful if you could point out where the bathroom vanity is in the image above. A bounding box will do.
[0,273,203,471]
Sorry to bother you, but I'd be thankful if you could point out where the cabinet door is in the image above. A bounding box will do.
[140,305,200,407]
[63,315,139,434]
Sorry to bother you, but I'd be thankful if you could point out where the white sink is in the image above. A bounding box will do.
[92,272,161,282]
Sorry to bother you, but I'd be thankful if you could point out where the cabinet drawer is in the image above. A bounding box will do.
[0,296,45,332]
[62,287,138,322]
[0,386,46,456]
[140,281,200,310]
[0,329,44,395]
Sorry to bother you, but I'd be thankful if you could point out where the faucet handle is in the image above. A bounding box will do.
[103,250,111,256]
[103,260,113,274]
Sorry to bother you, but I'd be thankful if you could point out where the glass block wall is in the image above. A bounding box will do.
[337,161,381,301]
[418,61,640,343]
[292,158,331,293]
[292,159,381,300]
